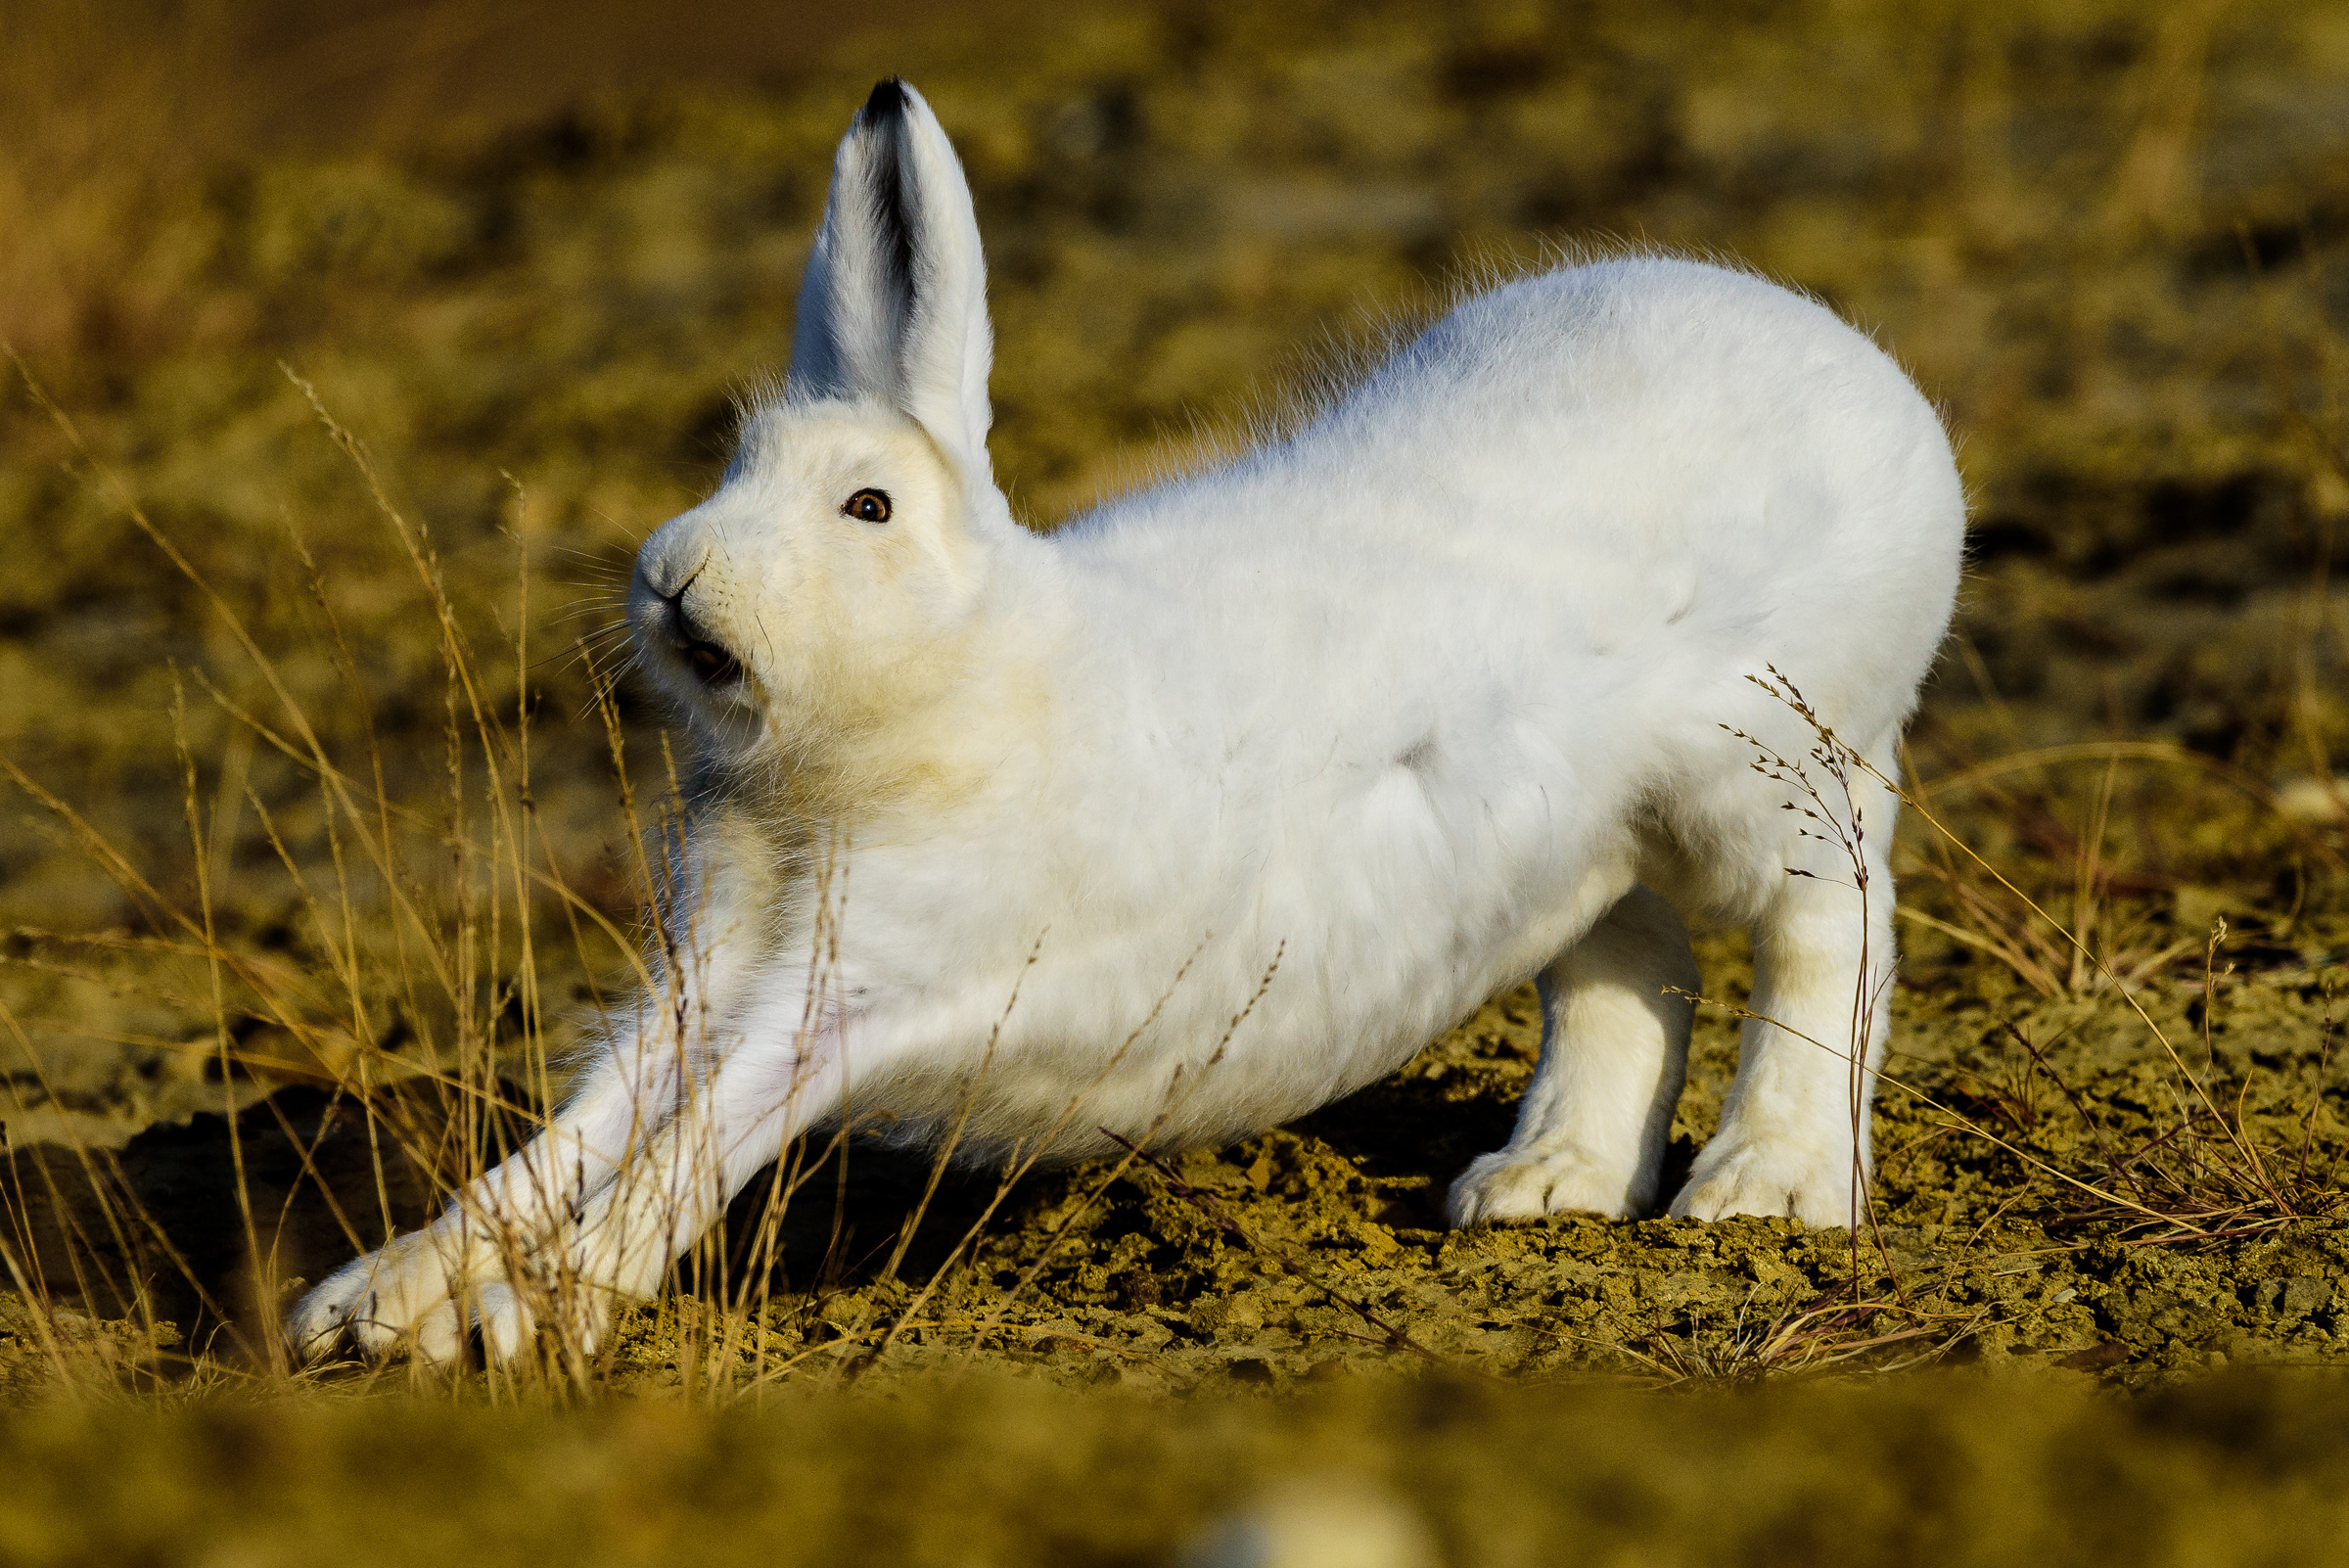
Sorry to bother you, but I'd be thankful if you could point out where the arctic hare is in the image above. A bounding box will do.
[290,78,1963,1362]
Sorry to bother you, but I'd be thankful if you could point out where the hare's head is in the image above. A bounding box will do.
[630,80,1018,764]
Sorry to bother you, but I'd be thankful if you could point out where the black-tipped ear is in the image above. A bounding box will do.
[861,76,909,124]
[789,79,995,484]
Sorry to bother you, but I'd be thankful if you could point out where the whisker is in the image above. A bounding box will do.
[545,632,634,669]
[552,599,633,623]
[568,648,643,719]
[546,542,633,564]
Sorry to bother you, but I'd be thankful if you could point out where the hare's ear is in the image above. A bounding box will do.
[789,79,994,484]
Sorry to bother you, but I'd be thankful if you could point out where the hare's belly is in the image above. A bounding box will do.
[1212,745,1633,1116]
[847,729,1632,1156]
[1020,807,1625,1154]
[851,852,1619,1164]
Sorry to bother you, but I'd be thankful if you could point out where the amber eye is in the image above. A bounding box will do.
[842,487,893,524]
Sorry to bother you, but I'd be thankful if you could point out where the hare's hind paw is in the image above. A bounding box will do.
[1667,1134,1863,1228]
[1447,1146,1647,1225]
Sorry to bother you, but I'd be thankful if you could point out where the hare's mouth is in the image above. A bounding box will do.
[681,637,742,687]
[653,576,745,690]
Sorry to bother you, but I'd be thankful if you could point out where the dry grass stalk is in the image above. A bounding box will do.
[1755,680,2344,1251]
[1617,1286,1978,1390]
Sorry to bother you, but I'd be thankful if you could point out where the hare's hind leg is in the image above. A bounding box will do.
[1669,752,1897,1228]
[1448,885,1697,1224]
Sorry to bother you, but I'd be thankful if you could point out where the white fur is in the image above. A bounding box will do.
[289,79,1963,1363]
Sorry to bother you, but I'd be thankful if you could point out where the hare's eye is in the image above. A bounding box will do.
[842,488,893,524]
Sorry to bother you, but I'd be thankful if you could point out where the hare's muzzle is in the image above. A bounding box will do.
[655,577,743,689]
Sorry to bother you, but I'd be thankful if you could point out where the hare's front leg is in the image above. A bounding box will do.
[291,847,775,1362]
[471,1019,841,1361]
[1669,813,1894,1228]
[1448,886,1697,1224]
[284,1047,671,1362]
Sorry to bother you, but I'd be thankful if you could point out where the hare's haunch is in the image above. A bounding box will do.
[291,78,1963,1363]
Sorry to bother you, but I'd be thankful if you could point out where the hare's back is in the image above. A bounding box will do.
[1289,255,1960,726]
[1057,254,1961,767]
[1338,256,1955,557]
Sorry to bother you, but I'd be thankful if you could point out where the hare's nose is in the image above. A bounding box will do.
[657,577,708,641]
[659,577,742,688]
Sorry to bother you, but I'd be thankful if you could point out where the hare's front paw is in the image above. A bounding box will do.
[289,1219,648,1366]
[286,1247,617,1368]
[287,1225,478,1363]
[464,1274,624,1364]
[468,1220,667,1363]
[1668,1133,1862,1228]
[1447,1145,1647,1225]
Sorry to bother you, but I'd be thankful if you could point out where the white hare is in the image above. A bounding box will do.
[291,78,1963,1362]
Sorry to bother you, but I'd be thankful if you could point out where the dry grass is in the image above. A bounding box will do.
[1749,675,2348,1252]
